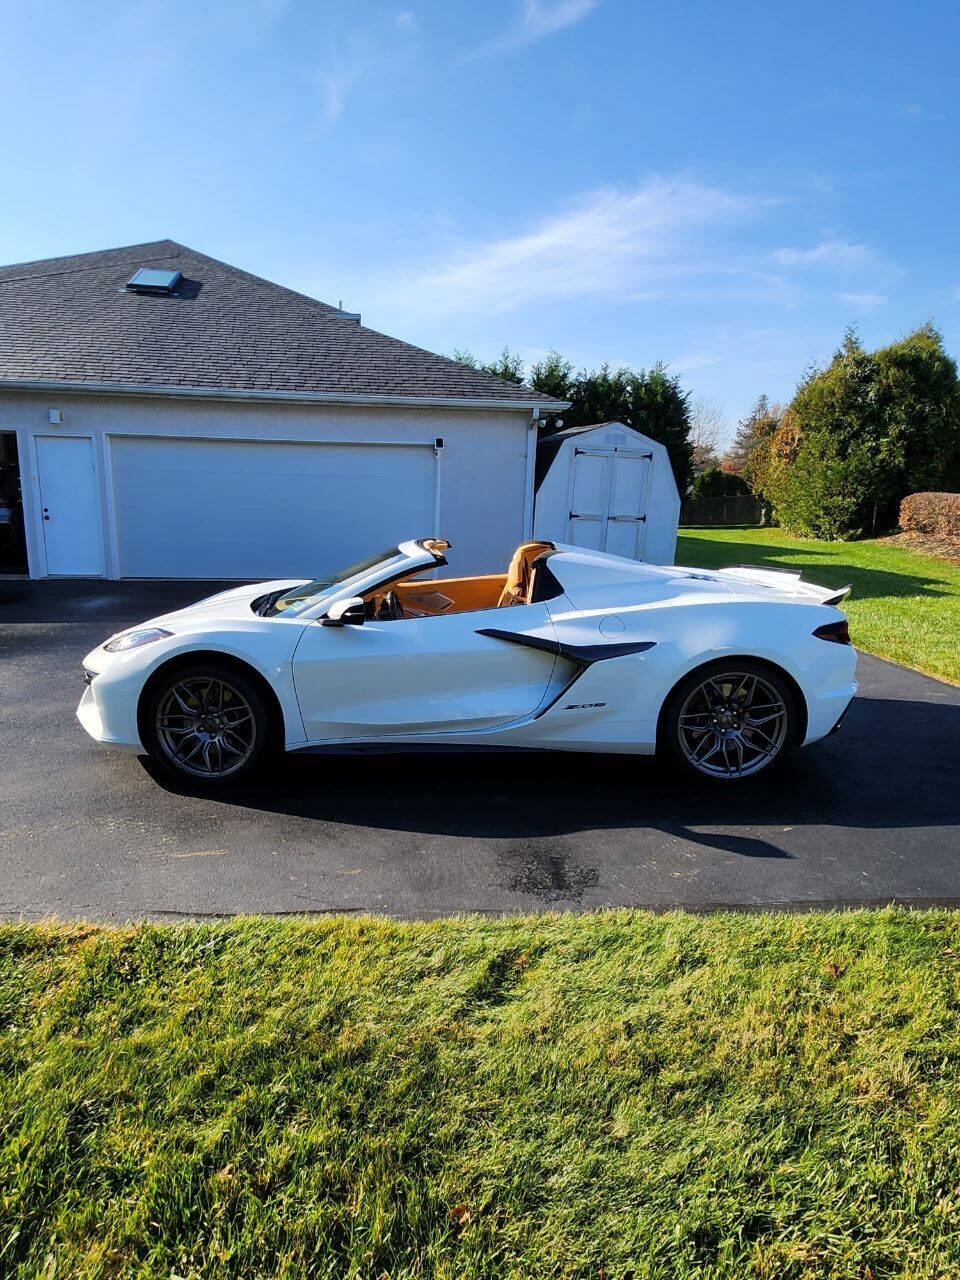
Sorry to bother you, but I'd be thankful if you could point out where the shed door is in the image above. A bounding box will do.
[565,448,610,550]
[109,436,436,579]
[605,450,652,559]
[565,446,652,558]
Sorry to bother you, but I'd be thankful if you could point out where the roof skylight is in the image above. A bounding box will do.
[126,267,182,294]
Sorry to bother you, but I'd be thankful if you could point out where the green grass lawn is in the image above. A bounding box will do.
[4,912,960,1278]
[677,526,960,684]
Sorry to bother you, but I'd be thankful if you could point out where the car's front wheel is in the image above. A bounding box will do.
[662,661,797,781]
[143,664,273,784]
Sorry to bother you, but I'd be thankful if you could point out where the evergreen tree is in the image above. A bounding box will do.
[529,350,574,403]
[450,347,525,384]
[455,347,696,492]
[726,395,781,475]
[628,364,695,494]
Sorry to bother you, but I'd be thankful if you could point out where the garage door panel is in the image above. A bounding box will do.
[111,437,435,579]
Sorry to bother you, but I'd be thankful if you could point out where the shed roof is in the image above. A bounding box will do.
[0,240,567,408]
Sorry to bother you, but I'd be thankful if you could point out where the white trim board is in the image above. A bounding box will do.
[0,378,568,414]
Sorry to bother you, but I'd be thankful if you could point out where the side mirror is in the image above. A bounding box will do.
[322,596,366,627]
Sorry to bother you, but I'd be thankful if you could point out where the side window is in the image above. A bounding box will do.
[362,551,562,621]
[366,586,456,621]
[529,557,565,604]
[366,574,507,620]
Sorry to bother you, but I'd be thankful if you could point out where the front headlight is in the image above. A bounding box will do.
[103,627,172,653]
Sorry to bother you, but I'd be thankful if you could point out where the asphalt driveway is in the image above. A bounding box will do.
[1,578,959,922]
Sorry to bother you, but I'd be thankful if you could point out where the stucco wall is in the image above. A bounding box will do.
[0,390,532,578]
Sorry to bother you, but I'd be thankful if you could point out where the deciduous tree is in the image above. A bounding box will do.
[761,327,960,538]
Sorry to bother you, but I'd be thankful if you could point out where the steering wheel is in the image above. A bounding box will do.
[380,590,405,621]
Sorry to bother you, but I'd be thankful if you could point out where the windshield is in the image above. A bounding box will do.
[266,546,404,615]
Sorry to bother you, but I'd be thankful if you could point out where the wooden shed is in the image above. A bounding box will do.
[533,421,680,564]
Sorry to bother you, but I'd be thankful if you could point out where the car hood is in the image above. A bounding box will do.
[146,580,308,627]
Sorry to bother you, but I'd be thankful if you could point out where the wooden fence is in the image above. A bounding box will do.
[680,495,767,527]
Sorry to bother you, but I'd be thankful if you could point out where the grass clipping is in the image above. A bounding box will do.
[2,911,960,1278]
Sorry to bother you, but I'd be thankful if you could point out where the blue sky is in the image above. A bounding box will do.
[2,0,957,440]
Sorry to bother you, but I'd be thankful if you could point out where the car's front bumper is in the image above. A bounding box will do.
[76,661,145,753]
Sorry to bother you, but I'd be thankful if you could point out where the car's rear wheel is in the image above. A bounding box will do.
[144,664,272,783]
[662,661,796,781]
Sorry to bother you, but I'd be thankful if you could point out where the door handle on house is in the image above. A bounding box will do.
[42,508,50,521]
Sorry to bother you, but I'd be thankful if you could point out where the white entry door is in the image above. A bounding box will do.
[35,436,104,576]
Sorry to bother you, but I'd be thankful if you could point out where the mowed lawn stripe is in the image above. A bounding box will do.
[2,912,960,1278]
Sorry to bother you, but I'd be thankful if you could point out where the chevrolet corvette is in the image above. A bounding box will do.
[78,537,857,783]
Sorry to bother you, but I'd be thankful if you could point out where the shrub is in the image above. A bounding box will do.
[768,431,868,540]
[899,491,960,538]
[689,467,752,498]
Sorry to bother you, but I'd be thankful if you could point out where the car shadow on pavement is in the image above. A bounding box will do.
[140,694,960,858]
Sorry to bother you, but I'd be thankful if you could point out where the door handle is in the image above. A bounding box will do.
[607,515,646,522]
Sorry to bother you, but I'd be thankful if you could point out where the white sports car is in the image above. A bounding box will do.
[78,538,857,784]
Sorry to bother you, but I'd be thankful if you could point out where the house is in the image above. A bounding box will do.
[0,240,566,580]
[533,422,680,564]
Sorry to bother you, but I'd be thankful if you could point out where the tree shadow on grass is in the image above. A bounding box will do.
[677,533,953,603]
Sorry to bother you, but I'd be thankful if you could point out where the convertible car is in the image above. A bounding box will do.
[78,537,857,784]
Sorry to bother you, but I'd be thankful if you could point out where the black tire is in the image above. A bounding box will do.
[142,663,274,785]
[660,660,797,782]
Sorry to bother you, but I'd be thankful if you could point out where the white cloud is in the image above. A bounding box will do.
[370,179,758,314]
[317,68,357,126]
[474,0,601,55]
[669,353,724,372]
[314,13,420,128]
[519,0,601,41]
[774,239,880,269]
[836,292,887,308]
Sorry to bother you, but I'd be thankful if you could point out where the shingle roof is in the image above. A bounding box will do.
[0,239,566,407]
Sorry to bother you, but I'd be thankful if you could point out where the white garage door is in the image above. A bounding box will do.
[110,436,436,579]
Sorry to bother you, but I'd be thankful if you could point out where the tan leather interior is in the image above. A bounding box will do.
[496,542,555,607]
[364,541,555,619]
[393,574,506,616]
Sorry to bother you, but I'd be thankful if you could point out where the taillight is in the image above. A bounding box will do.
[813,620,851,645]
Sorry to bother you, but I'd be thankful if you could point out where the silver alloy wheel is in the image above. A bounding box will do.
[155,676,257,778]
[676,670,789,779]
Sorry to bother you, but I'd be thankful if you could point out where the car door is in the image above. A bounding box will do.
[291,601,561,740]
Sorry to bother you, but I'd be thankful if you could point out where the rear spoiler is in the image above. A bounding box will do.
[716,564,852,607]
